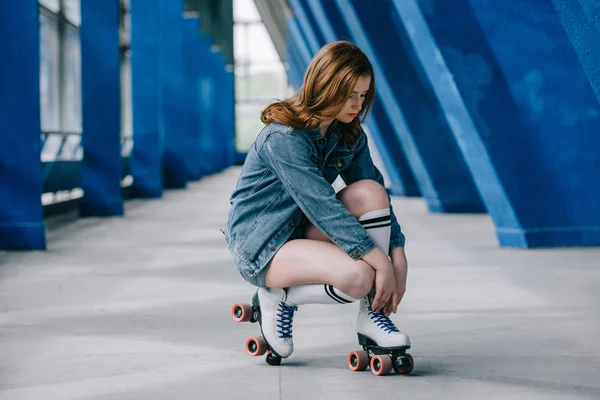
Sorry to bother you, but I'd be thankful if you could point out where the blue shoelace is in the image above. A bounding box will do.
[276,302,298,339]
[368,306,400,334]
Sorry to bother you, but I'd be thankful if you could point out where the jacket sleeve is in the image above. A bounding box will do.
[258,131,377,260]
[339,129,406,249]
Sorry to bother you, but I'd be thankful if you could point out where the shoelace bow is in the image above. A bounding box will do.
[276,302,298,339]
[368,306,400,334]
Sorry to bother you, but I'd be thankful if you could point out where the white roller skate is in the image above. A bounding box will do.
[231,287,297,365]
[347,296,414,376]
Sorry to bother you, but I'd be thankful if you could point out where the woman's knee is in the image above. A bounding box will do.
[338,179,389,217]
[336,262,375,299]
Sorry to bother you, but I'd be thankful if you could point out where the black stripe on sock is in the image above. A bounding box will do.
[363,222,392,230]
[326,285,353,304]
[359,215,391,225]
[324,285,346,304]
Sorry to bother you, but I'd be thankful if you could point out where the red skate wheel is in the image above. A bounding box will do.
[245,336,267,356]
[232,303,253,322]
[348,351,369,371]
[370,354,393,376]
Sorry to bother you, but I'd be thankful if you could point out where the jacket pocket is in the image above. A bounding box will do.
[326,151,354,171]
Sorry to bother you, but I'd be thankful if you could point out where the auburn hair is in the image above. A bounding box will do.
[261,41,375,147]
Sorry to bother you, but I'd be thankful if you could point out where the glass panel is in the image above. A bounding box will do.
[233,2,293,152]
[236,103,267,152]
[58,134,81,161]
[62,24,82,133]
[233,0,261,23]
[39,11,61,132]
[239,63,291,102]
[41,134,63,162]
[39,0,60,13]
[120,0,133,141]
[62,0,81,26]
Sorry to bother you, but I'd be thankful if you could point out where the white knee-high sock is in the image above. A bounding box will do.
[285,209,391,307]
[285,284,359,306]
[359,208,391,256]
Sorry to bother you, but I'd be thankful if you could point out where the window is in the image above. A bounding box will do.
[39,0,82,138]
[120,0,133,159]
[39,0,83,205]
[233,0,293,153]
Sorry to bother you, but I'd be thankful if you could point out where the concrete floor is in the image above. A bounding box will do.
[1,167,600,400]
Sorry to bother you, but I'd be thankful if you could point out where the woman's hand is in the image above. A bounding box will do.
[389,247,408,314]
[362,247,396,313]
[372,263,396,314]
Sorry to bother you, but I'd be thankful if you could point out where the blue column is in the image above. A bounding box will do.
[350,0,485,213]
[161,0,188,188]
[327,0,483,211]
[551,0,600,103]
[80,0,124,217]
[405,0,600,247]
[0,1,45,250]
[300,0,420,197]
[197,33,218,175]
[130,0,163,198]
[209,48,226,172]
[286,16,313,69]
[183,17,204,181]
[284,41,303,89]
[223,64,236,168]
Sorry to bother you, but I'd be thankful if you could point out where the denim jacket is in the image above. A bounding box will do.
[223,122,406,284]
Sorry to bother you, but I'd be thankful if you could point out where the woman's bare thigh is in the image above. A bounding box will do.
[264,238,373,295]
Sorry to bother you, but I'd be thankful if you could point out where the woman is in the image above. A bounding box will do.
[224,41,410,359]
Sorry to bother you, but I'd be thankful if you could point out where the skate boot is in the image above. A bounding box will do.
[356,296,410,348]
[347,296,414,375]
[252,287,298,359]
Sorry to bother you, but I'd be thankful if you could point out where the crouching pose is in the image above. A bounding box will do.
[224,41,410,360]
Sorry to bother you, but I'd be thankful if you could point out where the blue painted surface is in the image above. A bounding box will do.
[183,17,205,181]
[301,0,420,197]
[284,40,303,88]
[196,33,217,175]
[205,44,234,173]
[286,17,312,70]
[80,0,124,217]
[130,0,164,198]
[349,0,485,212]
[409,0,600,246]
[288,0,322,58]
[161,0,188,189]
[551,0,600,104]
[0,1,45,250]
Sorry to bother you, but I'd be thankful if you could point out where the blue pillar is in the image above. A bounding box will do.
[224,64,236,168]
[405,0,600,247]
[327,0,482,211]
[284,41,302,89]
[183,17,204,181]
[551,0,600,103]
[161,0,188,188]
[80,0,124,217]
[130,0,163,198]
[197,33,217,175]
[0,1,45,250]
[300,0,420,197]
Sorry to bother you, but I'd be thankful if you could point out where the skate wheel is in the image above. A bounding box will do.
[394,353,414,375]
[348,350,369,371]
[266,351,282,366]
[370,354,393,376]
[232,303,253,322]
[245,336,267,356]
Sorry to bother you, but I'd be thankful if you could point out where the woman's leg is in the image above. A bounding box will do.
[264,179,390,298]
[257,180,409,358]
